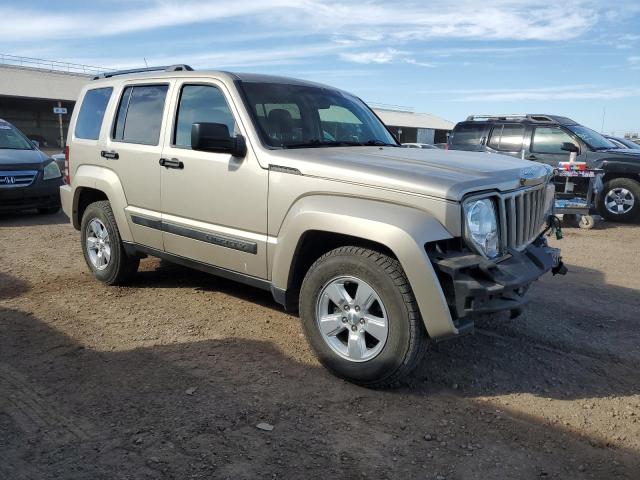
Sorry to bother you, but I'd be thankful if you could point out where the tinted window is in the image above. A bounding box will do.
[174,85,236,148]
[488,124,524,151]
[240,82,396,148]
[113,85,168,145]
[532,127,575,154]
[75,87,112,140]
[450,124,486,146]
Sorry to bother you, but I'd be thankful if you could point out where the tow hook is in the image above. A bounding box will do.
[552,259,568,276]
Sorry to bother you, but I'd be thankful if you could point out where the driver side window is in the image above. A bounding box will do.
[532,127,576,154]
[173,84,237,148]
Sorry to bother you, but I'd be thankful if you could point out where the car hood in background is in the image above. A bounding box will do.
[267,146,549,201]
[0,148,49,169]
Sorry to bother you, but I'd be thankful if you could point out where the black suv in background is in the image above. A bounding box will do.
[0,119,63,214]
[448,115,640,222]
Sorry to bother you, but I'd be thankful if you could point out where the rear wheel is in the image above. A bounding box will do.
[597,178,640,223]
[80,200,139,285]
[299,246,428,388]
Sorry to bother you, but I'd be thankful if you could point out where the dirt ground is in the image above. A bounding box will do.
[1,211,639,480]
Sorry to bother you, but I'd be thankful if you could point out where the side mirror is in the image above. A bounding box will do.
[561,142,579,153]
[191,123,247,157]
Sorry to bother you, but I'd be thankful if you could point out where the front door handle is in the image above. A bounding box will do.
[159,158,184,169]
[526,154,537,160]
[101,150,119,160]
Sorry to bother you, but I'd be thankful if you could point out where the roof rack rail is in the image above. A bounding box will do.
[92,64,193,80]
[466,114,555,123]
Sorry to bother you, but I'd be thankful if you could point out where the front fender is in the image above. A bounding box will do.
[271,195,460,340]
[72,165,133,242]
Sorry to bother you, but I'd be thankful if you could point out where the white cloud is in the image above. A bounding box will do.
[446,85,640,102]
[0,0,613,43]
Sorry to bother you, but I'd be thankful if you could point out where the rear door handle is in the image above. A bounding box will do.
[101,150,119,160]
[159,158,184,169]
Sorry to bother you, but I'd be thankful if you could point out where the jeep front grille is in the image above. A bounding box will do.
[0,170,38,188]
[498,183,548,251]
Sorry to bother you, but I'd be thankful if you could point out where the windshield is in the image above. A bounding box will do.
[0,122,34,150]
[566,125,616,150]
[239,81,398,149]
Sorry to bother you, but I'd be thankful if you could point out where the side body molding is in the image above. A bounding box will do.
[71,165,133,242]
[270,195,459,339]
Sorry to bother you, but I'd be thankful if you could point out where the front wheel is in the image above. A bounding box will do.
[80,200,139,285]
[299,246,428,388]
[597,178,640,223]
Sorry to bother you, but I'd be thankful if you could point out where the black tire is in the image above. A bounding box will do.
[562,214,579,228]
[80,200,139,285]
[37,206,60,215]
[299,246,428,388]
[597,178,640,223]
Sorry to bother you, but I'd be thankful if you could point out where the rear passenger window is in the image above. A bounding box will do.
[112,85,168,145]
[174,85,236,148]
[488,124,524,151]
[450,124,486,146]
[75,87,113,140]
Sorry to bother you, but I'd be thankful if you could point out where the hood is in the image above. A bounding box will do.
[599,149,640,158]
[267,146,549,201]
[0,148,50,169]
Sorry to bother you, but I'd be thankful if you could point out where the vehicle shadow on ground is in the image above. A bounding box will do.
[1,305,638,479]
[0,272,30,300]
[129,259,282,312]
[0,210,67,227]
[119,256,640,403]
[411,260,640,402]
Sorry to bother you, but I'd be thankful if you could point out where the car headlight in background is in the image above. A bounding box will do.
[43,160,62,180]
[464,198,499,259]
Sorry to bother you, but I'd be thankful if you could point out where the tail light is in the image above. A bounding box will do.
[64,145,70,185]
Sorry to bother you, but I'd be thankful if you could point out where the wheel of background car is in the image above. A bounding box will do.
[80,200,139,285]
[299,246,428,388]
[597,178,640,223]
[578,215,595,230]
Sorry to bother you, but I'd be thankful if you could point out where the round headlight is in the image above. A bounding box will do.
[464,198,499,259]
[43,160,62,180]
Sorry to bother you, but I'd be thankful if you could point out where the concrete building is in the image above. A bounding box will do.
[371,105,454,145]
[0,55,99,153]
[0,55,454,152]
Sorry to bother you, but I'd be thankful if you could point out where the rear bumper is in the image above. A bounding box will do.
[430,237,565,320]
[60,184,73,220]
[0,178,62,212]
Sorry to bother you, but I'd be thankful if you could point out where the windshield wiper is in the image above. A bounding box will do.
[282,139,397,149]
[362,139,398,147]
[282,139,363,149]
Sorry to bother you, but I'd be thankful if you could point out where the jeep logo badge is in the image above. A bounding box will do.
[519,166,543,186]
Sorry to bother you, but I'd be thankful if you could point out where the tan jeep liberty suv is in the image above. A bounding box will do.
[60,65,565,387]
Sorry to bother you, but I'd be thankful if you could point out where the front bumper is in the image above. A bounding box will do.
[0,177,62,212]
[429,237,565,321]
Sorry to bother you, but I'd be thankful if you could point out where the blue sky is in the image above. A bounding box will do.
[2,0,639,134]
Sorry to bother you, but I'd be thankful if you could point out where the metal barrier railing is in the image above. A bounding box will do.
[0,53,105,75]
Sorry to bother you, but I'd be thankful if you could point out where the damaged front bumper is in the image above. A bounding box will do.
[429,237,566,326]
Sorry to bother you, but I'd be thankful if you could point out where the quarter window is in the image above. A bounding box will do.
[75,87,113,140]
[532,127,576,154]
[174,85,237,148]
[112,85,168,145]
[488,124,524,151]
